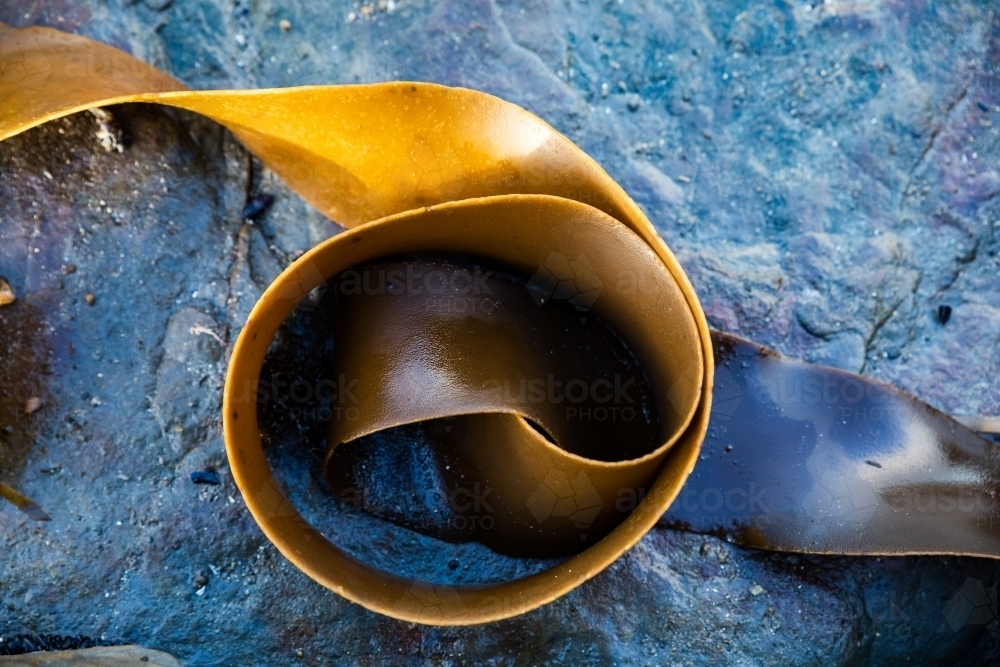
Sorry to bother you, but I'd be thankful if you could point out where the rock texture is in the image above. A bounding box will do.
[1,1,998,665]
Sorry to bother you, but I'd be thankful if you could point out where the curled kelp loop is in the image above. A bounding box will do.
[318,198,704,559]
[1,22,997,625]
[222,195,709,622]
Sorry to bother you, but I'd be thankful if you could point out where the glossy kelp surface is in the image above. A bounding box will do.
[325,259,663,558]
[664,332,1000,558]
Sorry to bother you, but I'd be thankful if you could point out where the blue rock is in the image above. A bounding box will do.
[1,1,998,665]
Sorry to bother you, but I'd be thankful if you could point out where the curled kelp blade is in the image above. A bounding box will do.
[224,196,711,623]
[662,331,1000,559]
[0,19,715,457]
[318,195,705,559]
[0,22,713,623]
[0,482,50,521]
[0,23,187,133]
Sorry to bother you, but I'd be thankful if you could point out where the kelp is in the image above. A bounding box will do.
[0,22,997,625]
[0,481,49,522]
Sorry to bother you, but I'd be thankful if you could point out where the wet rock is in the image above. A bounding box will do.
[152,308,225,456]
[0,2,998,666]
[246,227,284,291]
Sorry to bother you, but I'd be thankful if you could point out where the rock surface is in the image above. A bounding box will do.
[1,1,998,665]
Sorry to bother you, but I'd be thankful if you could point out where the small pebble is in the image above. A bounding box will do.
[244,194,275,220]
[191,470,221,485]
[194,573,208,588]
[627,95,641,111]
[296,649,304,658]
[279,19,292,32]
[936,304,952,324]
[884,347,900,360]
[0,278,15,306]
[61,264,77,275]
[24,397,42,415]
[447,558,460,570]
[749,584,766,596]
[85,293,96,306]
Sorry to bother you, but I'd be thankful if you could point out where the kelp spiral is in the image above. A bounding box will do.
[1,22,997,625]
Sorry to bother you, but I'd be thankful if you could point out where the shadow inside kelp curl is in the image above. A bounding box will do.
[254,282,567,585]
